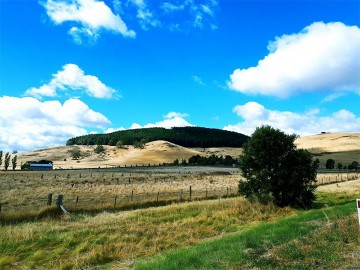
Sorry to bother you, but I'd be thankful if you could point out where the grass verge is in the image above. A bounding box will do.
[134,198,360,270]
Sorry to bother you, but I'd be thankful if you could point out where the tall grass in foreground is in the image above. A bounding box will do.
[1,192,358,270]
[0,197,293,270]
[134,200,360,270]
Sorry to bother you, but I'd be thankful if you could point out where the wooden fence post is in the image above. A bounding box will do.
[56,195,63,208]
[47,193,53,205]
[114,195,117,208]
[131,190,134,201]
[189,186,192,201]
[76,196,79,206]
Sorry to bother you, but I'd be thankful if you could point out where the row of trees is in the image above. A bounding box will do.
[325,158,359,171]
[172,154,238,166]
[66,127,249,148]
[0,151,17,171]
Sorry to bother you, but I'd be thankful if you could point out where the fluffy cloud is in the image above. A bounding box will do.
[106,112,193,132]
[132,112,193,129]
[42,0,218,41]
[224,101,360,136]
[25,64,116,99]
[42,0,135,43]
[228,22,360,97]
[0,96,110,152]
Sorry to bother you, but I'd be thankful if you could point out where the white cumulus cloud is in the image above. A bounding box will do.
[41,0,135,43]
[108,112,193,132]
[224,101,360,136]
[25,64,116,99]
[0,96,111,152]
[228,22,360,97]
[136,112,193,129]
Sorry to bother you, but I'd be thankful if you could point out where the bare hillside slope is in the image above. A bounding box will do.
[18,141,206,169]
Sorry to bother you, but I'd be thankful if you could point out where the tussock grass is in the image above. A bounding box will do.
[0,197,294,269]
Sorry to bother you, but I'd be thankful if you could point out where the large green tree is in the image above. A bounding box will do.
[239,126,318,208]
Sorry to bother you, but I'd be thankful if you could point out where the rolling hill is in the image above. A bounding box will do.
[16,132,360,170]
[295,132,360,168]
[66,126,249,148]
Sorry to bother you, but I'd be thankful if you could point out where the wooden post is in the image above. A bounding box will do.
[189,186,192,201]
[47,193,53,205]
[129,178,131,184]
[131,190,134,201]
[114,195,117,208]
[76,196,79,206]
[56,195,64,208]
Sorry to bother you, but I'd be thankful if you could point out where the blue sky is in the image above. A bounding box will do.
[0,0,359,152]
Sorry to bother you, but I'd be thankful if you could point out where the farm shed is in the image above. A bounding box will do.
[28,163,53,171]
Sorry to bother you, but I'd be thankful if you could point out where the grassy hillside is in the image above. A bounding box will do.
[66,126,249,148]
[18,141,240,169]
[295,133,360,169]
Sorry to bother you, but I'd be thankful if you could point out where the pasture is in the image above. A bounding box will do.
[0,167,359,269]
[0,167,358,221]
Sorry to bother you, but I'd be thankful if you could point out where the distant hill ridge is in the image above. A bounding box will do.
[66,127,249,148]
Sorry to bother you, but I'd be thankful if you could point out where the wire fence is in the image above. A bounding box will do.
[0,170,359,218]
[0,185,238,216]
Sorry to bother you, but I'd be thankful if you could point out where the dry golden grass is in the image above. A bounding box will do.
[295,133,360,152]
[1,169,358,221]
[295,133,360,169]
[14,133,360,171]
[0,170,241,220]
[17,141,242,170]
[0,197,295,270]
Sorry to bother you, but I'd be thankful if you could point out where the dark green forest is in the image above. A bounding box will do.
[66,127,249,148]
